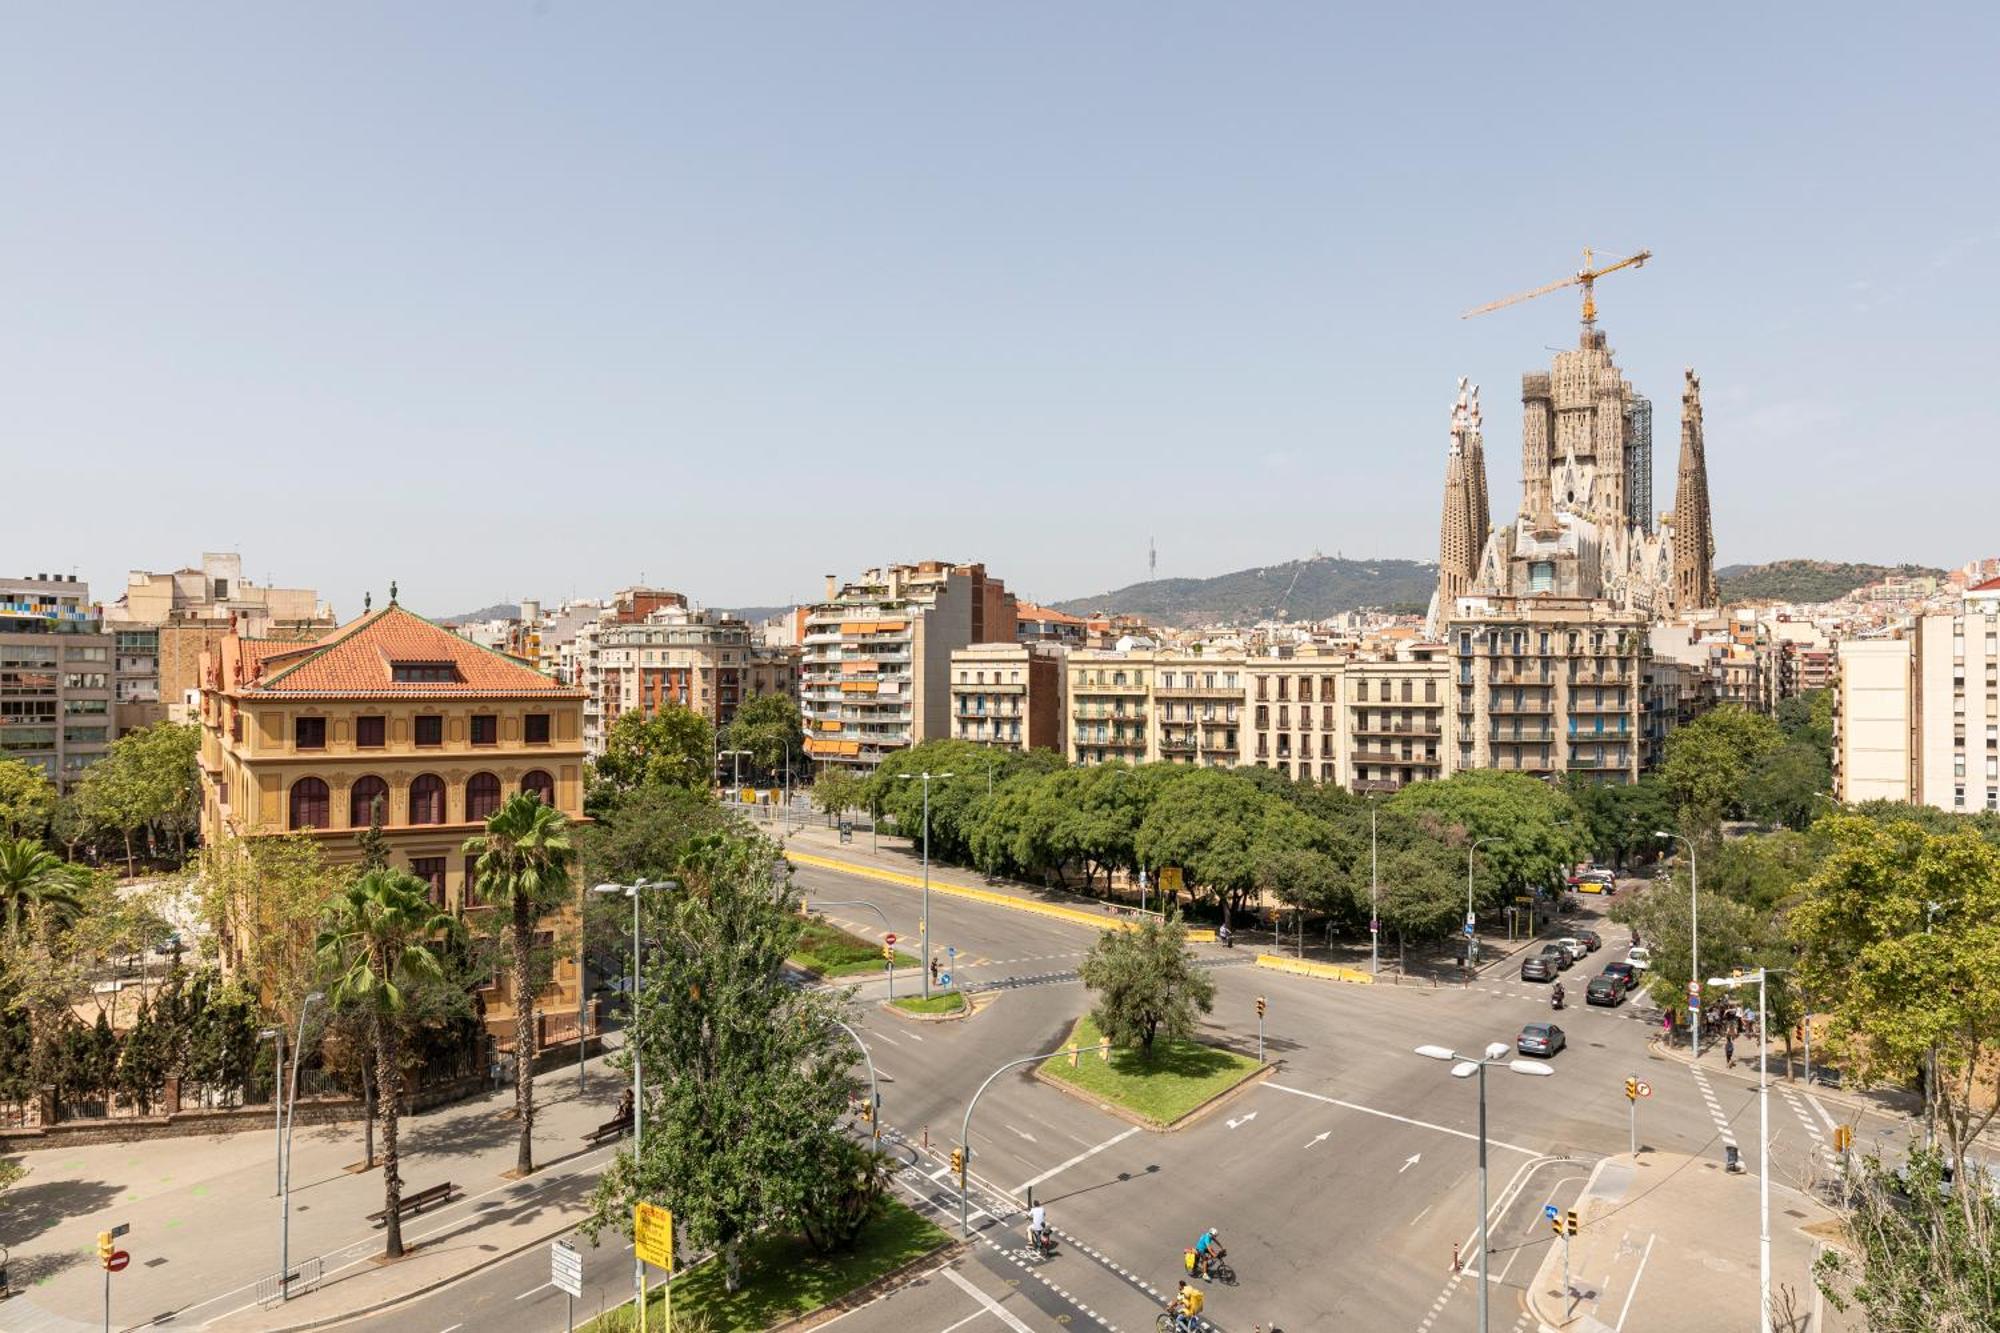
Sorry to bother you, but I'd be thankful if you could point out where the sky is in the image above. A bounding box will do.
[5,4,1996,619]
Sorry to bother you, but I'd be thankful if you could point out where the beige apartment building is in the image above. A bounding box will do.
[595,597,798,748]
[1065,647,1243,767]
[1245,649,1346,784]
[948,643,1066,753]
[1450,600,1648,783]
[802,563,1015,772]
[1833,637,1916,803]
[1346,651,1452,792]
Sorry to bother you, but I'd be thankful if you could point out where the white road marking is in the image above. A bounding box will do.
[1400,1152,1422,1173]
[439,1325,464,1333]
[1306,1131,1332,1148]
[942,1262,1037,1332]
[1012,1126,1141,1193]
[515,1282,551,1300]
[1225,1111,1258,1129]
[1005,1124,1038,1144]
[1266,1082,1541,1157]
[1613,1232,1657,1331]
[937,1311,987,1333]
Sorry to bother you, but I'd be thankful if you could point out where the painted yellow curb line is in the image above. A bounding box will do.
[787,850,1136,932]
[1255,953,1374,985]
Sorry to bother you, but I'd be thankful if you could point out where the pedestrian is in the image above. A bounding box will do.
[1725,1033,1736,1069]
[1663,1007,1675,1043]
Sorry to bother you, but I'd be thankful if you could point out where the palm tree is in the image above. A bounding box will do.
[464,791,575,1177]
[0,836,85,944]
[316,868,457,1259]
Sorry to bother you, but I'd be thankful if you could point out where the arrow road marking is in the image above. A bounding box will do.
[1226,1112,1258,1130]
[1006,1125,1039,1144]
[1400,1153,1422,1174]
[1306,1131,1331,1149]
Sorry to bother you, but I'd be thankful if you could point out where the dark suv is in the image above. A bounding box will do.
[1574,929,1602,952]
[1521,955,1556,982]
[1600,960,1637,987]
[1586,974,1626,1006]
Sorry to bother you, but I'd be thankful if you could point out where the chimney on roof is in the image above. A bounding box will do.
[824,574,837,600]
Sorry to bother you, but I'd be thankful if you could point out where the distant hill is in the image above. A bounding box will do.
[438,602,518,624]
[1053,556,1435,627]
[1717,560,1947,605]
[712,605,793,625]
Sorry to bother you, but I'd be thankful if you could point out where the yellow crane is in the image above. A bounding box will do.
[1461,247,1652,329]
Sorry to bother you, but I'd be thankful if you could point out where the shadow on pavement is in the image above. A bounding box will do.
[0,1176,124,1248]
[1040,1162,1160,1208]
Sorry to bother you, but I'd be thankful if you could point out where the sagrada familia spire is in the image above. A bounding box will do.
[1669,369,1718,612]
[1434,378,1488,610]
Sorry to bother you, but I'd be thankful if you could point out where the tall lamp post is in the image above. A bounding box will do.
[1369,795,1380,977]
[896,771,952,998]
[1414,1041,1554,1333]
[1466,836,1503,968]
[278,990,323,1301]
[1655,831,1700,1058]
[1708,969,1772,1333]
[592,877,678,1319]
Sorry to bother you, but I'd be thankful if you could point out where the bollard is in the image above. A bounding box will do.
[1725,1143,1742,1173]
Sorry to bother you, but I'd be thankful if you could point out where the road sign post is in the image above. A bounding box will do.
[552,1240,582,1330]
[1255,996,1267,1062]
[634,1203,673,1332]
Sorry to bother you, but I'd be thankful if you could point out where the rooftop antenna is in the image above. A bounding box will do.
[1149,537,1157,580]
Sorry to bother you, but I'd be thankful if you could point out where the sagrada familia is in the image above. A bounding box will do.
[1427,325,1717,632]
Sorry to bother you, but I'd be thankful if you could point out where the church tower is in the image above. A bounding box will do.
[1670,368,1718,610]
[1436,379,1484,611]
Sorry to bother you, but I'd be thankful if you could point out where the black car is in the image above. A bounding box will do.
[1521,955,1556,982]
[1600,961,1637,987]
[1575,929,1602,952]
[1586,975,1626,1006]
[1518,1022,1566,1057]
[1539,944,1575,971]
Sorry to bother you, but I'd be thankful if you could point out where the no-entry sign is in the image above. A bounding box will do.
[884,933,897,946]
[106,1250,130,1273]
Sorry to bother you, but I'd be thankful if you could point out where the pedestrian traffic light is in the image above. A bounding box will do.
[1625,1076,1638,1101]
[950,1147,965,1175]
[1255,996,1267,1020]
[97,1231,115,1269]
[1564,1209,1579,1237]
[1833,1125,1853,1153]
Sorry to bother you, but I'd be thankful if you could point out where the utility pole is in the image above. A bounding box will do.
[1369,796,1379,976]
[897,771,953,999]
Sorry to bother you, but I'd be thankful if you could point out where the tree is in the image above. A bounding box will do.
[0,836,85,943]
[114,999,170,1114]
[1789,815,2000,1180]
[1563,774,1674,869]
[194,834,347,1028]
[0,758,57,839]
[809,771,868,820]
[1814,1142,1998,1329]
[1661,706,1783,835]
[1373,844,1463,968]
[723,693,804,784]
[354,793,391,871]
[583,831,860,1292]
[1390,770,1581,909]
[1078,914,1215,1058]
[579,782,729,890]
[1775,688,1834,758]
[1742,741,1829,831]
[591,706,716,806]
[465,790,576,1177]
[73,723,201,873]
[1134,769,1284,923]
[316,868,459,1260]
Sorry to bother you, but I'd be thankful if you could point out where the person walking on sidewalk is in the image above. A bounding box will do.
[1725,1032,1736,1069]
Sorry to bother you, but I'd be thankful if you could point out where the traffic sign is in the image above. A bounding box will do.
[1369,918,1379,933]
[106,1250,129,1273]
[1160,866,1183,893]
[884,932,897,946]
[948,945,956,957]
[1636,1080,1652,1098]
[938,973,951,987]
[551,1240,583,1298]
[108,1223,130,1239]
[634,1202,673,1271]
[1542,1203,1559,1222]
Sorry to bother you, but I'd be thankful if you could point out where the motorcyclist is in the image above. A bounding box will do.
[1552,981,1566,1011]
[1217,922,1233,949]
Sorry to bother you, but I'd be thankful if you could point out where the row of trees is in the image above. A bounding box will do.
[0,722,202,874]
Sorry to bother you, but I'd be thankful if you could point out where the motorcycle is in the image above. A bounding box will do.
[1551,987,1566,1011]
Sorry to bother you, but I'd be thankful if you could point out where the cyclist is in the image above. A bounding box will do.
[1028,1202,1049,1251]
[1170,1280,1205,1330]
[1193,1227,1224,1281]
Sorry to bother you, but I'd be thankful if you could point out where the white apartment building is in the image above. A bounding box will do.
[1916,581,2000,812]
[1833,638,1915,804]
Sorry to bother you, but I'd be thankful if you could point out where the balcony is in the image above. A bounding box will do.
[1492,668,1554,686]
[1570,666,1631,686]
[1490,729,1554,743]
[1155,686,1234,698]
[1488,698,1554,715]
[1351,719,1444,736]
[1074,708,1148,723]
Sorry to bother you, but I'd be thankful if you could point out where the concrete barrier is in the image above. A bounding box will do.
[1255,953,1374,985]
[788,850,1142,933]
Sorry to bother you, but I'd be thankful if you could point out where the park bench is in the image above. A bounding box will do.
[583,1112,633,1146]
[367,1181,455,1224]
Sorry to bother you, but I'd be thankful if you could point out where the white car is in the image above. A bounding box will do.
[1555,937,1589,962]
[1626,946,1652,971]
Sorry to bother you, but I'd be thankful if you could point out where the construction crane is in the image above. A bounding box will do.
[1461,247,1652,329]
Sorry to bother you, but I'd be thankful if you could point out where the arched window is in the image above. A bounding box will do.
[466,772,501,822]
[409,774,447,825]
[350,775,389,829]
[289,777,330,830]
[521,770,555,806]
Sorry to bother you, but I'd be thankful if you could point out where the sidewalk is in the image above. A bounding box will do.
[1642,1032,1939,1141]
[1524,1151,1853,1333]
[0,1046,630,1332]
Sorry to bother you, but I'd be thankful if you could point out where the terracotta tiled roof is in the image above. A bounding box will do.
[1971,575,2000,593]
[243,604,582,698]
[1016,601,1087,626]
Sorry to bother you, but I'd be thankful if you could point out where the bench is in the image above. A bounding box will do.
[367,1181,455,1224]
[583,1113,633,1146]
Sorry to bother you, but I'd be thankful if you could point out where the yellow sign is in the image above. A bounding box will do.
[1159,866,1183,893]
[634,1202,673,1270]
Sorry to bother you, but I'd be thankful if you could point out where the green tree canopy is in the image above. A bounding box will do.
[0,759,57,839]
[1661,705,1783,835]
[722,693,805,783]
[1078,913,1216,1058]
[1389,770,1581,908]
[590,705,717,808]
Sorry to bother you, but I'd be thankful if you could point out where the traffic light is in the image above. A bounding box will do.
[1255,996,1267,1020]
[97,1231,115,1269]
[883,943,894,961]
[1625,1076,1638,1101]
[950,1147,965,1175]
[1564,1209,1579,1237]
[1833,1125,1854,1154]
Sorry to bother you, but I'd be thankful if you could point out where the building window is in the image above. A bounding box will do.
[409,774,447,824]
[521,769,556,806]
[289,777,330,830]
[391,661,460,684]
[350,775,389,828]
[470,715,498,746]
[466,772,502,821]
[415,715,444,747]
[355,715,386,748]
[295,717,326,751]
[525,713,551,744]
[410,856,447,907]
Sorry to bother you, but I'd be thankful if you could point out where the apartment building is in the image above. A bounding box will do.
[1,574,113,785]
[1015,602,1089,647]
[1245,648,1345,784]
[1833,637,1915,804]
[597,602,794,737]
[802,563,1014,771]
[1065,647,1243,767]
[1346,650,1452,792]
[1153,653,1245,767]
[1914,591,2000,812]
[1450,601,1649,784]
[948,643,1066,753]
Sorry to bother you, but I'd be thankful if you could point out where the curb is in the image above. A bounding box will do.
[1524,1154,1615,1331]
[788,850,1141,934]
[881,993,979,1024]
[1032,1049,1275,1135]
[767,1238,969,1332]
[1254,952,1373,985]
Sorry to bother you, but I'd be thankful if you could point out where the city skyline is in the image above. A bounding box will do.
[7,5,1996,616]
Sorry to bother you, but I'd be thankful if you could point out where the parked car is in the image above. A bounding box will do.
[1600,960,1637,987]
[1574,929,1602,952]
[1626,946,1653,972]
[1539,944,1575,971]
[1553,937,1589,962]
[1521,955,1557,982]
[1517,1022,1566,1057]
[1586,975,1627,1006]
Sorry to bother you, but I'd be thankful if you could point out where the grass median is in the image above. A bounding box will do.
[791,917,918,978]
[890,991,965,1015]
[582,1197,950,1332]
[1039,1014,1264,1126]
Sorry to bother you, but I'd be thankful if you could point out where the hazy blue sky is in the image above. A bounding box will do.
[5,4,1995,618]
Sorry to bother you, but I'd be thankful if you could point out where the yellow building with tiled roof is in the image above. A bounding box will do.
[197,594,589,1040]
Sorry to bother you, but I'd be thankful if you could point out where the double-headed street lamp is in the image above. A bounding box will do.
[1414,1041,1554,1333]
[592,876,679,1316]
[1655,831,1701,1058]
[1709,968,1773,1333]
[896,771,952,998]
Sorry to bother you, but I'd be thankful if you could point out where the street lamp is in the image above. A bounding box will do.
[1414,1041,1554,1333]
[1466,836,1503,968]
[278,990,323,1301]
[1655,831,1701,1058]
[1709,969,1773,1333]
[1368,794,1379,977]
[896,771,953,998]
[258,1027,282,1197]
[592,877,679,1315]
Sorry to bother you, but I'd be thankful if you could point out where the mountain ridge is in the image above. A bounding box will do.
[1052,555,1435,626]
